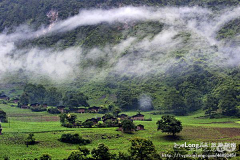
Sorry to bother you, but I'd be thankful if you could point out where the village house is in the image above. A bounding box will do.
[131,113,145,121]
[76,108,86,113]
[0,95,10,101]
[88,106,100,113]
[57,106,65,113]
[13,98,20,103]
[117,126,123,132]
[30,103,40,108]
[21,104,29,109]
[136,124,145,130]
[42,103,48,108]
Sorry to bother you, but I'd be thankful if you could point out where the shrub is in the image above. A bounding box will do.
[156,115,183,136]
[59,113,77,124]
[47,107,61,114]
[59,133,90,145]
[82,121,94,128]
[66,147,90,160]
[3,156,9,160]
[97,122,106,128]
[74,120,82,127]
[0,109,7,122]
[104,119,118,127]
[31,107,46,112]
[39,154,52,160]
[91,143,113,160]
[129,138,159,160]
[62,122,74,128]
[25,133,36,146]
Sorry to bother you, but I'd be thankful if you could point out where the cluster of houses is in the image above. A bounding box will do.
[117,113,145,121]
[118,124,145,132]
[0,95,10,101]
[19,103,48,109]
[18,104,102,114]
[0,95,20,104]
[85,113,145,124]
[57,106,101,113]
[55,106,146,122]
[84,113,145,131]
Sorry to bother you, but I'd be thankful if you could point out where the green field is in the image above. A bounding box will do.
[0,104,239,159]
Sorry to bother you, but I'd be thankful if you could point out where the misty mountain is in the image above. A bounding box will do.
[0,0,240,115]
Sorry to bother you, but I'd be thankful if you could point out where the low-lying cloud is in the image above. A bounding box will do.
[1,6,240,82]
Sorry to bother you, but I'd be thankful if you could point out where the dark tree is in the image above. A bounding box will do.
[121,119,135,133]
[47,107,61,114]
[214,81,240,116]
[156,115,183,136]
[25,133,36,147]
[66,114,77,124]
[91,143,113,160]
[103,113,114,120]
[44,87,62,106]
[19,93,30,105]
[67,149,90,160]
[24,84,46,104]
[129,138,159,160]
[59,133,90,145]
[39,154,52,160]
[59,113,77,124]
[82,120,94,128]
[219,95,238,116]
[0,109,7,122]
[113,107,121,117]
[63,91,89,109]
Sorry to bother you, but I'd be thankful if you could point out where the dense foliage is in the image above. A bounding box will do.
[39,154,52,160]
[0,109,7,122]
[1,0,240,117]
[1,0,240,33]
[47,107,61,114]
[19,84,88,108]
[25,133,36,146]
[121,119,135,133]
[156,115,183,136]
[59,133,90,145]
[62,91,89,109]
[65,138,160,160]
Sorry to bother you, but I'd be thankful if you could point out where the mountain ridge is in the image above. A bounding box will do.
[0,1,239,116]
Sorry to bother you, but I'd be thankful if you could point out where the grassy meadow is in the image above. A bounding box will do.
[0,104,239,159]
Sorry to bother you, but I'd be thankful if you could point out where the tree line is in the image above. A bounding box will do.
[19,84,89,109]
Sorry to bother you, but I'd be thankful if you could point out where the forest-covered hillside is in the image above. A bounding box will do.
[0,0,240,117]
